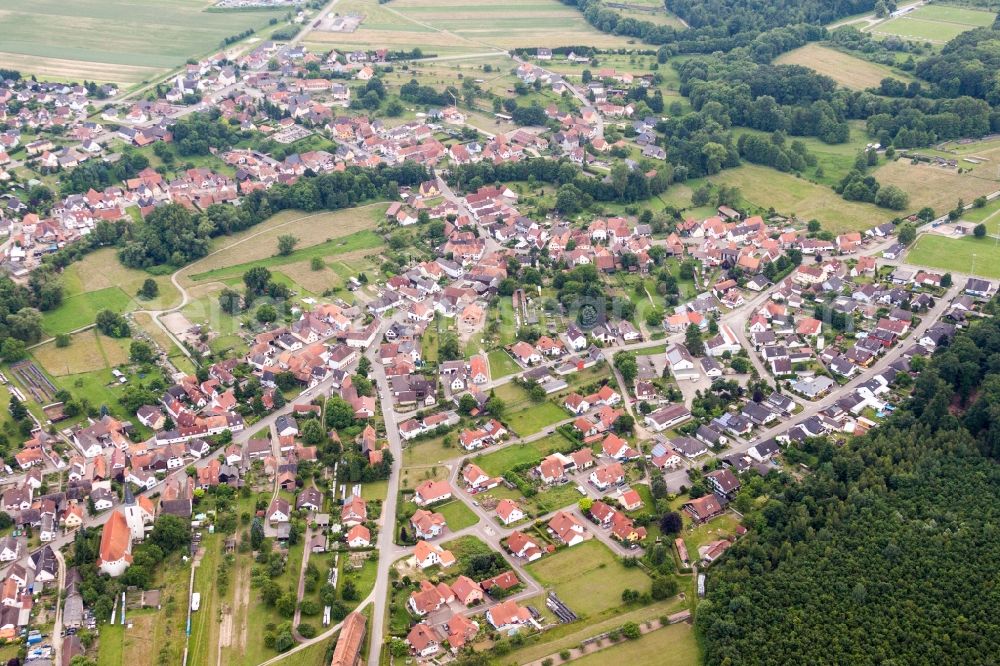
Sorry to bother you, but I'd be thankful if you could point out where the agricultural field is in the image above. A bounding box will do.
[31,329,129,376]
[180,204,389,286]
[41,247,181,336]
[569,621,701,666]
[0,0,286,84]
[872,159,1000,216]
[527,540,652,617]
[906,234,1000,278]
[303,0,637,57]
[776,43,913,90]
[870,4,995,43]
[689,164,891,234]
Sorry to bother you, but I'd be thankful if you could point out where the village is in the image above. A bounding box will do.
[0,8,997,666]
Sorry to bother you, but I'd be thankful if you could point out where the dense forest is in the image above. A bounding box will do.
[697,314,1000,664]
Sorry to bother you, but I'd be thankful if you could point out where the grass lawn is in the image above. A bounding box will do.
[188,533,223,666]
[488,349,520,378]
[504,401,568,436]
[436,499,479,531]
[872,4,995,42]
[41,286,133,335]
[402,432,458,467]
[502,598,688,664]
[280,638,333,665]
[682,511,740,560]
[570,621,701,666]
[97,624,125,666]
[906,234,1000,279]
[473,443,546,476]
[775,43,912,90]
[527,540,651,617]
[360,479,389,502]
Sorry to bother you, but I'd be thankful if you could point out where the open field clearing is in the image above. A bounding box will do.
[569,621,700,666]
[32,329,129,375]
[305,0,637,55]
[527,540,652,617]
[0,51,158,84]
[0,0,285,83]
[906,234,1000,278]
[870,4,995,43]
[41,286,133,335]
[697,164,890,234]
[60,247,181,309]
[776,43,913,90]
[872,159,1000,215]
[179,205,387,286]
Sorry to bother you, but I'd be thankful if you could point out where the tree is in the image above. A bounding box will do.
[277,234,298,256]
[974,223,987,238]
[1,337,26,362]
[458,393,477,414]
[941,273,953,288]
[659,511,682,535]
[55,333,71,348]
[243,266,273,296]
[621,621,641,639]
[250,518,265,550]
[651,576,678,600]
[614,352,638,384]
[256,304,278,323]
[137,278,159,300]
[300,419,326,445]
[129,341,155,364]
[147,514,190,553]
[685,324,705,357]
[9,395,27,421]
[875,184,909,211]
[897,222,917,246]
[219,288,243,314]
[325,396,355,429]
[579,497,593,512]
[310,257,324,271]
[95,310,130,338]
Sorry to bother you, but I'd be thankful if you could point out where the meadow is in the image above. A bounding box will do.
[872,159,999,215]
[871,4,995,43]
[906,234,1000,278]
[568,622,700,666]
[527,540,652,616]
[0,0,286,84]
[775,43,913,90]
[304,0,638,57]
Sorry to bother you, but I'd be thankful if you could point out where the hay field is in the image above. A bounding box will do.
[305,0,638,55]
[871,4,995,43]
[32,330,129,376]
[0,0,285,84]
[178,204,388,286]
[776,43,913,90]
[702,164,890,234]
[873,159,1000,215]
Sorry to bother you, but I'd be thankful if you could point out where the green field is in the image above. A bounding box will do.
[872,4,995,43]
[436,499,480,530]
[0,0,286,83]
[527,540,652,617]
[304,0,638,57]
[569,622,700,666]
[906,234,1000,279]
[488,349,521,378]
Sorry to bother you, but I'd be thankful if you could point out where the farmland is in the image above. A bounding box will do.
[872,159,1000,216]
[181,204,389,285]
[0,0,286,84]
[569,622,701,666]
[906,234,1000,279]
[676,164,891,235]
[870,4,995,43]
[775,43,913,90]
[303,0,638,56]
